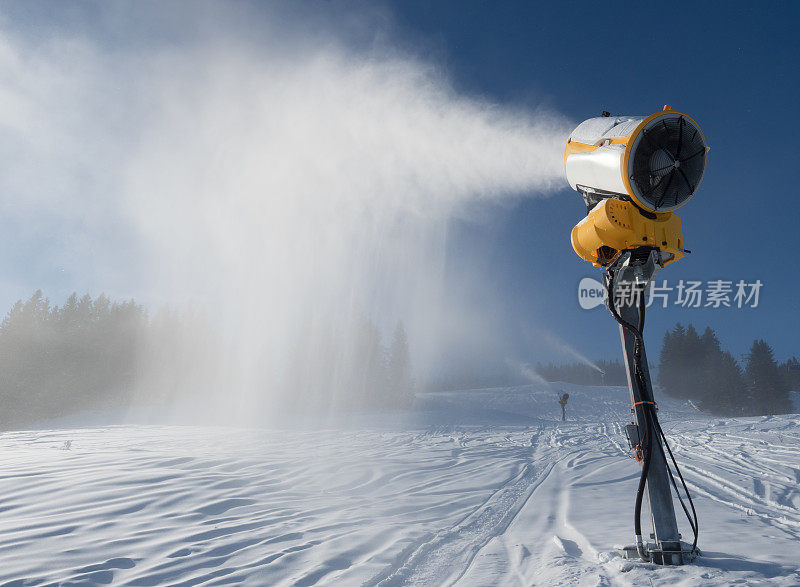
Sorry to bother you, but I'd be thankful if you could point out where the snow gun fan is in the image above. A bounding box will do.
[565,106,706,565]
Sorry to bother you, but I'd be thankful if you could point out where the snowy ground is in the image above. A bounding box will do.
[1,384,799,585]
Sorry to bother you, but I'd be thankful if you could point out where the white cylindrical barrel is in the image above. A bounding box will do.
[564,110,707,212]
[565,144,627,194]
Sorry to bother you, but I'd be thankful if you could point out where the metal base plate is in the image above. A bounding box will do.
[617,542,700,565]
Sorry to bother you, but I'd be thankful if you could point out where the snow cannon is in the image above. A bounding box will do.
[566,106,708,268]
[565,107,705,566]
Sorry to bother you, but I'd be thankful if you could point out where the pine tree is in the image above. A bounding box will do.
[779,356,800,392]
[696,326,722,408]
[658,326,678,395]
[659,323,698,399]
[388,322,414,408]
[359,318,385,409]
[745,339,792,416]
[681,324,704,397]
[696,327,748,416]
[712,351,749,416]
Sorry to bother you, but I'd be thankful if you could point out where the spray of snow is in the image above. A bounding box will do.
[0,3,572,422]
[539,331,605,374]
[505,358,552,387]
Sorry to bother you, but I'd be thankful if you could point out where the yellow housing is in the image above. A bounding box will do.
[571,199,685,267]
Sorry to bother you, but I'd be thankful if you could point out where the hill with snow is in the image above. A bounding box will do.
[1,384,799,585]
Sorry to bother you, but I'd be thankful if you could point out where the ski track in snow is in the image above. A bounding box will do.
[1,384,800,585]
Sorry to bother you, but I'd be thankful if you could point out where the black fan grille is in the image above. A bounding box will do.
[629,115,706,211]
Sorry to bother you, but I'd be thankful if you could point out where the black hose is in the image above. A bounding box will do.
[653,414,699,553]
[605,266,700,561]
[632,283,651,560]
[633,407,652,549]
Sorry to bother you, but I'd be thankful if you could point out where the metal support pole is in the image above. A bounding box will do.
[619,300,683,565]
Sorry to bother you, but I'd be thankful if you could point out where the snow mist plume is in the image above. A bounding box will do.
[0,4,571,423]
[505,358,552,387]
[540,332,605,374]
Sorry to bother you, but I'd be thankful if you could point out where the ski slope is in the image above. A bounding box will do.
[1,384,799,585]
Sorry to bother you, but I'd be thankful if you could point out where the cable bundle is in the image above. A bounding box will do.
[605,268,699,561]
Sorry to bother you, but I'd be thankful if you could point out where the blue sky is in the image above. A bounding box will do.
[387,0,800,364]
[1,1,798,369]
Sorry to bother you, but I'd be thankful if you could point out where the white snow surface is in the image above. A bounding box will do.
[1,384,800,586]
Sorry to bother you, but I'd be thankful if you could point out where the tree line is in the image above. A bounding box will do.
[658,323,794,416]
[0,291,414,429]
[428,358,629,391]
[283,316,414,413]
[0,291,149,429]
[535,359,628,386]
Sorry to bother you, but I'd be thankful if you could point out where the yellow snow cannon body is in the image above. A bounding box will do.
[564,106,708,267]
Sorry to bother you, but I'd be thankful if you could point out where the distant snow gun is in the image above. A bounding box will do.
[557,392,569,421]
[565,106,706,565]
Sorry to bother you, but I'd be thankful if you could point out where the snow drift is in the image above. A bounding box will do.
[1,384,798,585]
